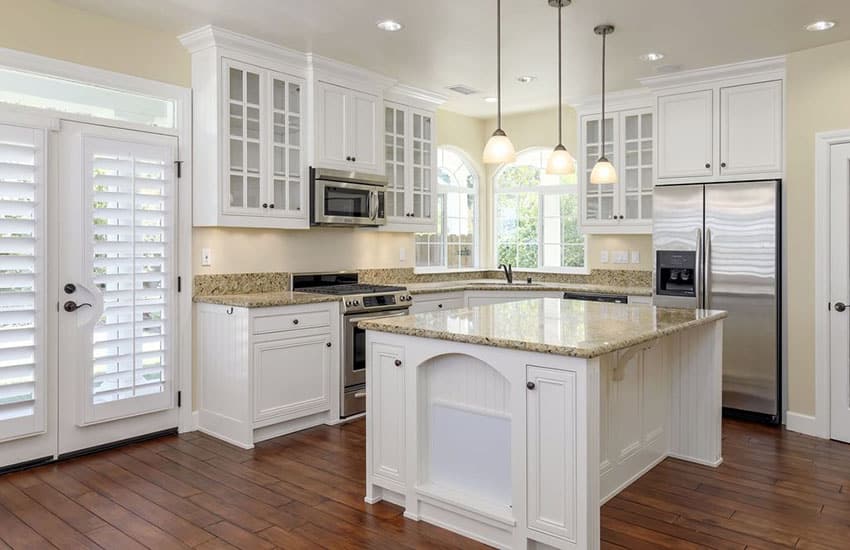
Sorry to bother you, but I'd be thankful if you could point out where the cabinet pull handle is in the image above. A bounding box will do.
[269,203,275,209]
[526,381,536,390]
[394,359,402,367]
[262,203,268,208]
[292,319,299,325]
[705,163,711,169]
[326,342,332,347]
[226,307,234,315]
[720,162,727,168]
[345,156,351,161]
[437,304,443,308]
[351,156,356,162]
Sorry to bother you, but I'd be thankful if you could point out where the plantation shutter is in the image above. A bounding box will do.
[0,123,46,442]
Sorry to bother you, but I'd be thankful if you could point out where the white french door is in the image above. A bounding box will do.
[57,122,179,455]
[830,142,850,444]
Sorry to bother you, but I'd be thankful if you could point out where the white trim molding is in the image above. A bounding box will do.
[639,56,786,91]
[804,128,850,439]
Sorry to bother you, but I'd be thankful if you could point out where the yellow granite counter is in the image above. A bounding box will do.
[193,291,341,308]
[359,297,726,358]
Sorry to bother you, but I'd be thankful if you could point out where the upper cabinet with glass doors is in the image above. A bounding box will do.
[578,101,654,234]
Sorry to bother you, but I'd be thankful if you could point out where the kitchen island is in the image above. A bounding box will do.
[360,298,726,550]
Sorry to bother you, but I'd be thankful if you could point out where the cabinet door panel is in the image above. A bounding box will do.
[657,90,713,179]
[371,343,405,483]
[410,111,434,221]
[384,105,407,219]
[582,115,618,224]
[350,92,380,172]
[269,73,305,218]
[253,333,330,422]
[620,110,654,222]
[317,83,349,167]
[720,81,782,177]
[527,366,577,541]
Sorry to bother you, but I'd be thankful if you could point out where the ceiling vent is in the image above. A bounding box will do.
[446,84,479,96]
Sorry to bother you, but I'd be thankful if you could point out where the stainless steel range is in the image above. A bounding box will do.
[292,272,411,418]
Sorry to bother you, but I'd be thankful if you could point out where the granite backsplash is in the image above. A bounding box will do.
[194,269,652,296]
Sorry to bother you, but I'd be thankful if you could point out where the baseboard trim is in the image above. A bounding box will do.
[785,411,828,439]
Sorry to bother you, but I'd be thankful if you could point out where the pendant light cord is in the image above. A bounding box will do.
[557,2,563,146]
[600,29,606,154]
[497,0,502,130]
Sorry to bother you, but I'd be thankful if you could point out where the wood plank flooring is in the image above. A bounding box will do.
[0,418,848,549]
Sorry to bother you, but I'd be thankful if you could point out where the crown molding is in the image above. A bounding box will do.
[570,87,653,114]
[306,52,396,91]
[638,55,786,90]
[385,83,447,109]
[179,25,306,69]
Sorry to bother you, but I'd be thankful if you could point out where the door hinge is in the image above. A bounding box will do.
[177,391,182,408]
[177,276,182,293]
[175,160,183,179]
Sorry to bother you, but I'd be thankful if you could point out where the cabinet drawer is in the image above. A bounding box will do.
[253,310,331,334]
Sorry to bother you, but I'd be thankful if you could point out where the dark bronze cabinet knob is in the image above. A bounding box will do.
[526,381,536,390]
[394,359,402,367]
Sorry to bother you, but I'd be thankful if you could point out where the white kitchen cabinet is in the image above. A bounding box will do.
[657,89,714,180]
[369,343,406,486]
[409,292,465,314]
[719,80,783,177]
[465,290,562,308]
[381,101,437,232]
[196,301,340,448]
[315,81,382,174]
[526,365,578,541]
[580,108,653,234]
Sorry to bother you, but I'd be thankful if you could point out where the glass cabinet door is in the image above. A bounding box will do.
[384,106,406,218]
[410,111,433,220]
[583,116,617,222]
[269,74,303,216]
[225,61,263,214]
[621,110,653,222]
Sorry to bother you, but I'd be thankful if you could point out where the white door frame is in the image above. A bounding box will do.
[0,47,194,436]
[810,129,850,439]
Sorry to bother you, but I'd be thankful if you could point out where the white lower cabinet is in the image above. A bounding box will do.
[196,301,340,448]
[526,365,578,542]
[369,343,406,486]
[465,290,563,307]
[409,292,465,314]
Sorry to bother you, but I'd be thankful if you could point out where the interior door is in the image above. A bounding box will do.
[57,122,179,456]
[830,142,850,443]
[0,123,54,469]
[705,181,779,420]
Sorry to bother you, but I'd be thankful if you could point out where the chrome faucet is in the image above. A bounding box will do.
[498,263,513,284]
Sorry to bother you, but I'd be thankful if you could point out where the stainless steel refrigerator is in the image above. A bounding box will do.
[653,181,781,423]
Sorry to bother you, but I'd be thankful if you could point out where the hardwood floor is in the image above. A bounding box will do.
[0,418,848,549]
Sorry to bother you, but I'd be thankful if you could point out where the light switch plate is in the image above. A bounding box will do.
[399,247,407,263]
[613,251,629,264]
[201,248,212,267]
[600,250,609,264]
[630,250,641,264]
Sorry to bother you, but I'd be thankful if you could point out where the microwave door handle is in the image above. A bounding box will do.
[370,191,378,221]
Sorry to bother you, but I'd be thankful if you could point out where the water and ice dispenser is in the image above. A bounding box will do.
[656,250,697,298]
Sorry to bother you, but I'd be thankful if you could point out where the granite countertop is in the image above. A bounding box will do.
[359,297,726,359]
[193,291,341,308]
[404,279,652,297]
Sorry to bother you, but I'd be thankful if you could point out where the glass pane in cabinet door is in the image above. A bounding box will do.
[395,137,404,163]
[385,107,393,133]
[625,168,638,191]
[625,115,638,140]
[288,148,300,178]
[230,175,243,207]
[626,195,639,218]
[423,195,431,218]
[395,192,404,217]
[395,165,404,190]
[288,116,300,146]
[274,179,285,208]
[246,72,260,105]
[604,118,614,141]
[246,176,260,208]
[229,140,243,171]
[273,113,285,143]
[423,143,431,166]
[289,179,301,211]
[273,146,285,177]
[641,195,652,219]
[600,196,614,220]
[423,116,431,137]
[641,167,653,191]
[413,167,422,192]
[229,104,243,137]
[641,113,653,137]
[396,110,404,134]
[413,114,421,139]
[246,141,259,173]
[586,120,599,144]
[273,80,285,111]
[423,167,431,192]
[288,83,300,114]
[413,193,421,217]
[246,107,260,140]
[229,68,242,101]
[586,196,599,219]
[384,141,393,164]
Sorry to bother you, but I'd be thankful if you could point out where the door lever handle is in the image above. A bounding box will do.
[64,301,92,313]
[835,302,847,313]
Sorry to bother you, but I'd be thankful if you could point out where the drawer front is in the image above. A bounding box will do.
[253,310,331,334]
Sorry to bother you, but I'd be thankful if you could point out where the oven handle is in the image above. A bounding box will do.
[345,309,410,323]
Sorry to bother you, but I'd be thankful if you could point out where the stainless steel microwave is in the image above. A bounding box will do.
[310,167,386,227]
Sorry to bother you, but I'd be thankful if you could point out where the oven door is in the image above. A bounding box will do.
[313,180,385,226]
[343,309,409,388]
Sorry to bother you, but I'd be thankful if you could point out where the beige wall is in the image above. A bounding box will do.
[785,40,850,416]
[0,0,190,87]
[484,107,654,271]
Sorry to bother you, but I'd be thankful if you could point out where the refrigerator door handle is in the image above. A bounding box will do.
[705,227,712,308]
[695,228,703,309]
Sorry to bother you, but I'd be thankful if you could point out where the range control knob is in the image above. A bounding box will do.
[406,295,412,301]
[346,301,352,307]
[354,300,361,306]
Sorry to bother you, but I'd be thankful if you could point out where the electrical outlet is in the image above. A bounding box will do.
[613,251,629,264]
[399,247,407,263]
[600,250,609,264]
[630,250,641,264]
[201,248,212,267]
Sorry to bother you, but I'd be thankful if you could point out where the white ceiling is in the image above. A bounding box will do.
[54,0,850,117]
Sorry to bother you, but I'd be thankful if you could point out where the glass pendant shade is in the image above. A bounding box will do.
[546,145,575,175]
[590,156,618,184]
[483,129,516,164]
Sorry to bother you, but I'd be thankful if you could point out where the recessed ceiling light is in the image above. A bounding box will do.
[640,52,665,62]
[516,75,536,84]
[376,19,403,32]
[806,20,836,31]
[484,96,498,103]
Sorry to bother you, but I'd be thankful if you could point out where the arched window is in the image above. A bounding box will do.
[415,147,479,269]
[493,147,586,270]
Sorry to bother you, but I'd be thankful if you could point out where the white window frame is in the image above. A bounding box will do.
[0,47,194,432]
[415,146,481,271]
[492,147,588,274]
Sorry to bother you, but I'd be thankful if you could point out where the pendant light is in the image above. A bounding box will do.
[590,24,618,185]
[483,0,517,164]
[546,0,575,175]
